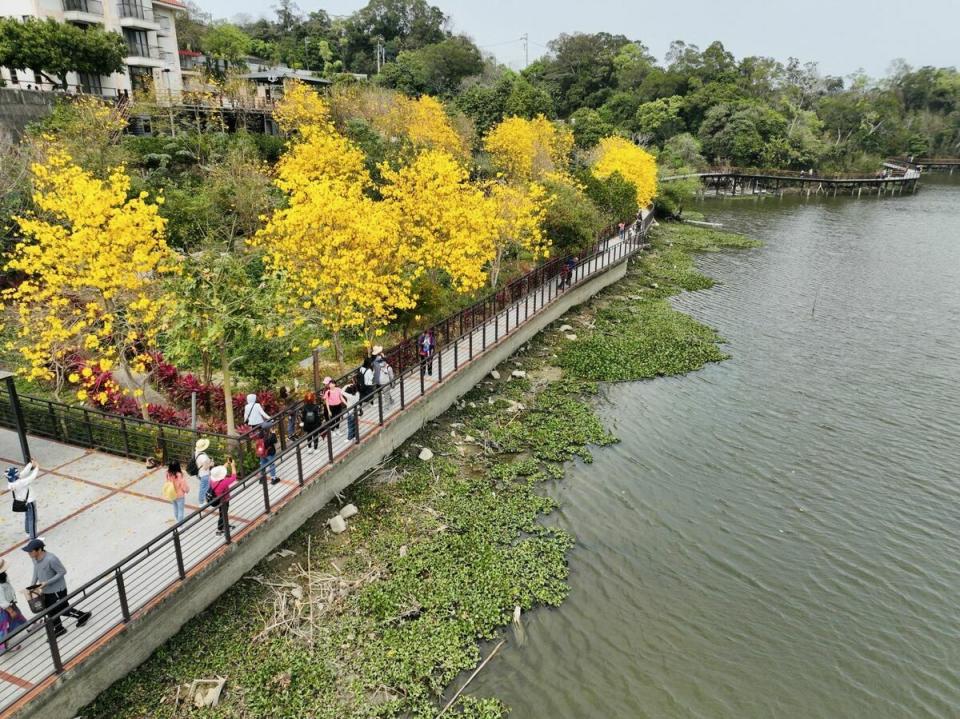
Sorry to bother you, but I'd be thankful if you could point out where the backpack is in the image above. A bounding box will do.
[255,437,267,458]
[161,480,177,501]
[186,455,199,477]
[304,407,317,425]
[205,483,220,507]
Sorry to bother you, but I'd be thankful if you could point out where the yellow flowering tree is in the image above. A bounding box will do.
[3,146,176,418]
[483,115,574,181]
[380,149,497,293]
[486,182,550,288]
[382,95,469,159]
[591,135,658,209]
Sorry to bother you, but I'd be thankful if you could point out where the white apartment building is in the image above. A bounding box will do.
[0,0,186,100]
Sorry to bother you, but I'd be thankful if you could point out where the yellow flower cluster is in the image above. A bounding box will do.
[255,84,552,343]
[590,136,658,209]
[483,115,574,182]
[3,146,175,396]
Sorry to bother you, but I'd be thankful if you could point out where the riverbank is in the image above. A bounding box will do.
[82,223,760,719]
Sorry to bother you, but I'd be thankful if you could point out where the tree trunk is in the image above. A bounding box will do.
[221,345,237,436]
[332,330,344,367]
[489,247,505,289]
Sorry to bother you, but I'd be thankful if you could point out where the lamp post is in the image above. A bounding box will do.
[0,371,30,463]
[161,68,175,137]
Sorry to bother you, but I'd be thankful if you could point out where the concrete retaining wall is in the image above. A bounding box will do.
[0,90,58,145]
[15,258,630,719]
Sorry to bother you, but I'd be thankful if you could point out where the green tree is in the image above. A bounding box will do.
[342,0,447,75]
[635,96,686,144]
[202,23,252,72]
[569,107,614,148]
[0,18,125,89]
[380,36,482,95]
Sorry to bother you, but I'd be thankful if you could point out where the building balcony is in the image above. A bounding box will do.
[117,2,159,29]
[156,16,172,35]
[63,0,104,23]
[125,45,166,67]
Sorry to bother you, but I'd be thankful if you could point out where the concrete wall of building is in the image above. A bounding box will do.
[11,257,631,719]
[0,88,58,144]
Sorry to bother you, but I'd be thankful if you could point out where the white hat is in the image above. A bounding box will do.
[195,438,210,453]
[210,465,228,482]
[372,345,383,355]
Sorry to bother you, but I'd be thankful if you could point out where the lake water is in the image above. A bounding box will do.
[473,178,960,718]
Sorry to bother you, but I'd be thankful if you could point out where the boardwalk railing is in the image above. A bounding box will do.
[0,388,252,468]
[0,213,655,717]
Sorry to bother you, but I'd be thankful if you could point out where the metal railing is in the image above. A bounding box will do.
[0,389,254,469]
[117,1,154,21]
[63,0,104,13]
[0,213,654,716]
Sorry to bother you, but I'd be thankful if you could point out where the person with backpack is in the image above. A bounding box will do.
[190,438,213,507]
[323,378,347,431]
[209,460,237,535]
[418,329,436,377]
[6,461,39,540]
[343,381,360,441]
[300,391,322,453]
[257,425,279,485]
[359,357,375,405]
[372,346,395,407]
[162,460,189,523]
[243,393,271,429]
[0,560,26,652]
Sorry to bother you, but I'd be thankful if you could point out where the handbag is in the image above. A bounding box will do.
[11,489,29,513]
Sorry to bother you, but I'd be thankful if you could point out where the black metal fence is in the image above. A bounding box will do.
[0,214,654,716]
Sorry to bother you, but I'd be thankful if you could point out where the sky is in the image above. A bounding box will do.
[199,0,959,79]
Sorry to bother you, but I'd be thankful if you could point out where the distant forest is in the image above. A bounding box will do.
[191,0,954,170]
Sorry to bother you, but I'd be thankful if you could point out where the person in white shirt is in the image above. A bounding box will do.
[344,382,360,441]
[243,393,271,429]
[6,461,39,539]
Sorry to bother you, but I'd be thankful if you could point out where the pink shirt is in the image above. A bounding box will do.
[212,473,237,502]
[324,387,344,406]
[167,471,189,499]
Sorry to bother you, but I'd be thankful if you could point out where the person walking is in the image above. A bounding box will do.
[0,560,26,652]
[564,256,578,289]
[209,460,238,535]
[192,439,213,507]
[300,391,322,454]
[23,539,91,637]
[243,393,271,429]
[372,346,395,406]
[418,329,436,377]
[323,378,346,431]
[257,425,279,485]
[6,460,39,540]
[163,460,189,523]
[359,357,376,405]
[618,221,626,240]
[343,381,360,441]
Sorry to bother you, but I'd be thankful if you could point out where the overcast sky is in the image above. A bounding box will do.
[200,0,958,79]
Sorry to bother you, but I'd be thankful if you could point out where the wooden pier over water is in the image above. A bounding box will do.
[664,165,921,198]
[888,157,960,174]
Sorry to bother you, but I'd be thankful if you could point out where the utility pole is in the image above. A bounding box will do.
[521,33,528,68]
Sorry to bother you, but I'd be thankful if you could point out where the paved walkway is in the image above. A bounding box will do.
[0,219,650,717]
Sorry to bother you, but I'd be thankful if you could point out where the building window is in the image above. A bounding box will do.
[9,69,18,84]
[123,28,150,57]
[118,1,152,21]
[77,72,102,95]
[129,66,153,95]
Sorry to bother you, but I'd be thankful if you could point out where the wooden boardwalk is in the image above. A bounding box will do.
[663,165,921,197]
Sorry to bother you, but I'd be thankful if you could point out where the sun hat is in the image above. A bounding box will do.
[22,539,45,553]
[195,438,210,453]
[372,345,383,355]
[5,467,18,482]
[210,465,228,482]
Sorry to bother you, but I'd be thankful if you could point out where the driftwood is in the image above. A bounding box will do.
[435,639,506,718]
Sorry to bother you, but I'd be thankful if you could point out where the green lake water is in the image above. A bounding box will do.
[472,178,960,718]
